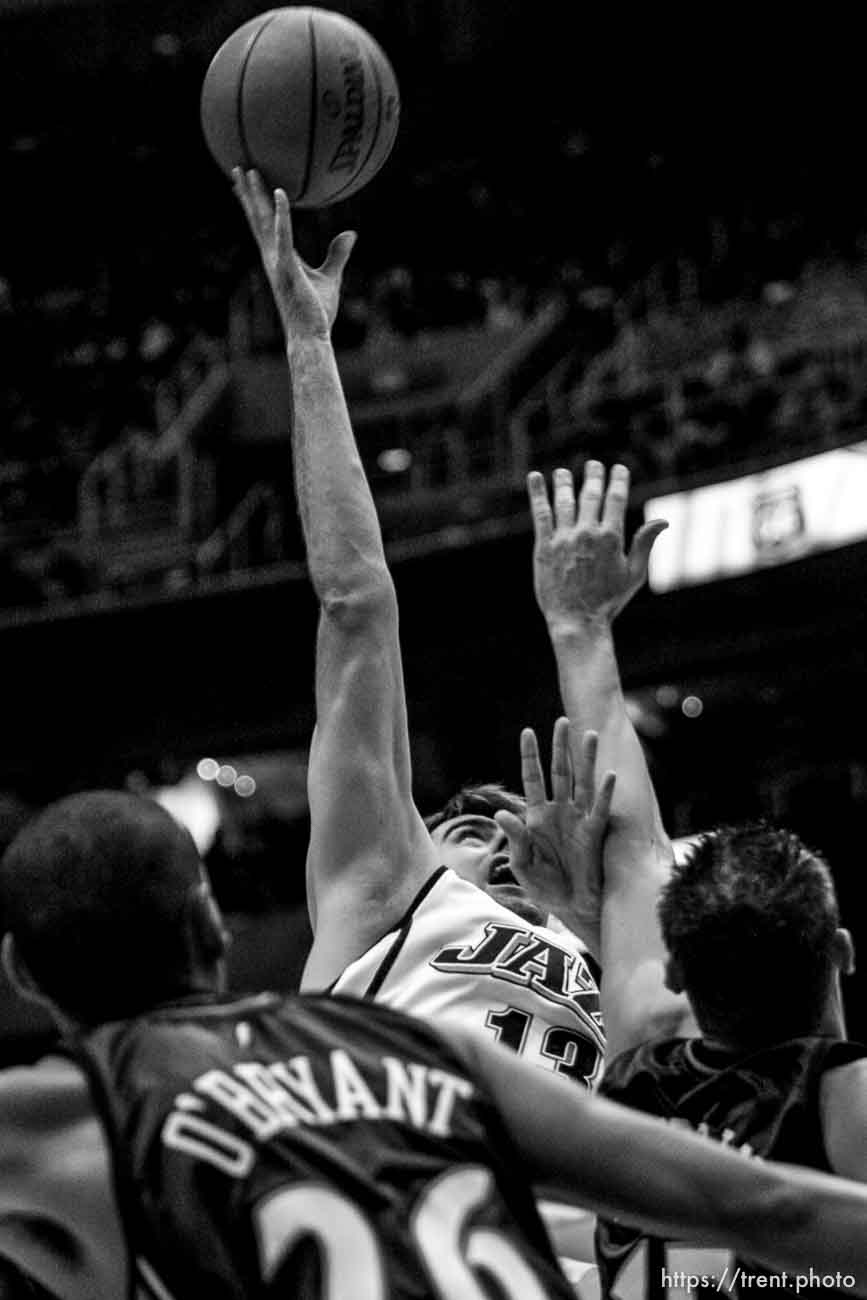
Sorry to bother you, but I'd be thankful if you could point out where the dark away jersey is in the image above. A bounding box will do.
[595,1035,867,1300]
[70,991,575,1300]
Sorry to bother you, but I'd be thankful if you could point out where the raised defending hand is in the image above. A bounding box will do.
[528,461,668,633]
[494,718,616,959]
[233,167,356,343]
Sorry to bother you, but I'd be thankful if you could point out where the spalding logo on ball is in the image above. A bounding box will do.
[201,6,400,209]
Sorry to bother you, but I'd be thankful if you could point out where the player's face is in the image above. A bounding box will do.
[429,815,543,922]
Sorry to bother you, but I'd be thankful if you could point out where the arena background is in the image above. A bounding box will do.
[0,0,864,1052]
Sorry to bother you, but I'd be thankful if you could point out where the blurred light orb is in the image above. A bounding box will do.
[377,448,412,473]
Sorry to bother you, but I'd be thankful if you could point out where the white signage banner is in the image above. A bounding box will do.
[645,441,867,592]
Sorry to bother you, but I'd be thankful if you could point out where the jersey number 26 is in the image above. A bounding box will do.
[255,1163,555,1298]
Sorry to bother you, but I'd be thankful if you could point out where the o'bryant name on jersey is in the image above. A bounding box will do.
[163,1050,474,1177]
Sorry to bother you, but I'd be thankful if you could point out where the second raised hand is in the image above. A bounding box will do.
[528,461,669,631]
[494,717,616,958]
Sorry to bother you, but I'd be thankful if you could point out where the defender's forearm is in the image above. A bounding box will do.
[548,621,667,853]
[547,619,692,1049]
[288,337,391,604]
[480,1035,867,1291]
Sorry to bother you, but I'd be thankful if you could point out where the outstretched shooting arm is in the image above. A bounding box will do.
[235,172,437,989]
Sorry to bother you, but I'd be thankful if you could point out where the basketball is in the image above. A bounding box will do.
[200,7,400,210]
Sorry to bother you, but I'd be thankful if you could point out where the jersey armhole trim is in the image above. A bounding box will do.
[363,866,448,999]
[136,1255,181,1300]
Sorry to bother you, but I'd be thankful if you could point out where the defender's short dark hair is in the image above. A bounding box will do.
[0,790,204,1024]
[658,821,841,1042]
[425,783,526,833]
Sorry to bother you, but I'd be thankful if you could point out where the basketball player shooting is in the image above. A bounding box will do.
[232,166,611,1108]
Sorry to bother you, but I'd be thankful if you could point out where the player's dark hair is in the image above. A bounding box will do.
[658,821,841,1043]
[424,783,526,833]
[0,790,207,1025]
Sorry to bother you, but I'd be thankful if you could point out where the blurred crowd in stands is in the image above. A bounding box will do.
[533,252,867,483]
[6,219,867,609]
[333,264,532,351]
[3,9,867,612]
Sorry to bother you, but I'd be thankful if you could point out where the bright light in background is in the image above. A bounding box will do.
[196,757,263,799]
[152,750,309,854]
[154,773,221,854]
[681,695,704,718]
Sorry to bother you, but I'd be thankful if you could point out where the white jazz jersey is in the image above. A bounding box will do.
[332,866,605,1088]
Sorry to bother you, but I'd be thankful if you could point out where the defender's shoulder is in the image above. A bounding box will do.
[0,1054,90,1136]
[820,1051,867,1181]
[821,1052,867,1103]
